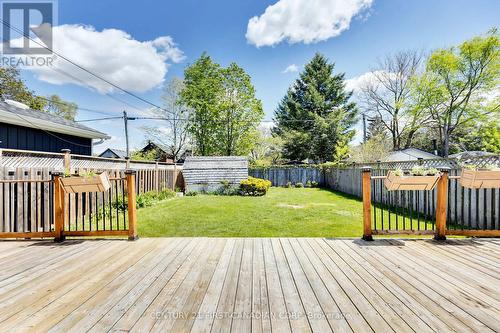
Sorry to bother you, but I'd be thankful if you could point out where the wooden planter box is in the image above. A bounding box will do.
[60,172,111,193]
[384,171,440,191]
[460,169,500,189]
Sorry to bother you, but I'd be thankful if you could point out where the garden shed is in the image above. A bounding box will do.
[182,156,248,193]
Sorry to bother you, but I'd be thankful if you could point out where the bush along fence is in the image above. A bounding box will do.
[0,148,182,240]
[251,155,500,236]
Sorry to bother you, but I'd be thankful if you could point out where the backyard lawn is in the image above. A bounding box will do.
[137,187,364,237]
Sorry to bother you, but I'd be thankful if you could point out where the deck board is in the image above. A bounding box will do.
[0,238,498,333]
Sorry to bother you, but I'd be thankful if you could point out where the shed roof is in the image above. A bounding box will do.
[384,148,442,162]
[183,156,248,185]
[0,100,109,139]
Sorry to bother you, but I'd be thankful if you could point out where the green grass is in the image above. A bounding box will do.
[137,187,365,237]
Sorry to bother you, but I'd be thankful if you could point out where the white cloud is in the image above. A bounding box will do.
[19,24,185,93]
[345,71,379,93]
[282,64,299,73]
[246,0,373,47]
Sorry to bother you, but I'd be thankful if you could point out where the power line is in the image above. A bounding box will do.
[0,18,169,113]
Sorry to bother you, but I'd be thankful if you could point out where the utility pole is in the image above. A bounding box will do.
[123,110,130,158]
[362,113,367,143]
[123,111,137,159]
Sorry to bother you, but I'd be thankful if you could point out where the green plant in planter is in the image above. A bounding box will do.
[410,166,427,176]
[425,168,440,176]
[393,169,404,177]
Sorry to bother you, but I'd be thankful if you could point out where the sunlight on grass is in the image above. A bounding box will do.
[137,187,364,237]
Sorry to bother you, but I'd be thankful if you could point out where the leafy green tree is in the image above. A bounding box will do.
[181,53,223,155]
[218,63,264,155]
[0,66,46,110]
[349,135,391,163]
[45,94,78,120]
[415,29,499,157]
[181,54,263,156]
[274,53,358,163]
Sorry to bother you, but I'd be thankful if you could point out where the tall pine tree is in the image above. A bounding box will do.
[274,53,358,163]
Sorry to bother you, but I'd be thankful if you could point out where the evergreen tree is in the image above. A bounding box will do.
[366,115,387,140]
[274,53,358,162]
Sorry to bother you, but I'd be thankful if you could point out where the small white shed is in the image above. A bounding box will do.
[182,156,248,193]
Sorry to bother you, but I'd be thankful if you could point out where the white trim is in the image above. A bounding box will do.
[0,109,109,139]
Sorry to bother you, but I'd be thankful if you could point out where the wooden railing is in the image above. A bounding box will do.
[0,170,137,241]
[362,167,500,240]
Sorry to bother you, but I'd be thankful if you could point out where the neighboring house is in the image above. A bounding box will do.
[182,156,248,193]
[449,151,494,160]
[0,100,109,155]
[139,140,192,163]
[383,148,442,162]
[98,148,127,159]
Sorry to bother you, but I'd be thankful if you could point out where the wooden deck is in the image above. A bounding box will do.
[0,238,499,332]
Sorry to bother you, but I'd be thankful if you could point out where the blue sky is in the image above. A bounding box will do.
[17,0,500,153]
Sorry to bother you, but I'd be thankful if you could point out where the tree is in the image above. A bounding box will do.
[274,53,358,163]
[349,135,391,163]
[180,53,223,155]
[249,125,284,166]
[416,29,499,157]
[143,77,190,162]
[359,50,427,150]
[366,115,387,140]
[218,63,264,155]
[181,53,263,156]
[45,94,78,120]
[0,66,46,110]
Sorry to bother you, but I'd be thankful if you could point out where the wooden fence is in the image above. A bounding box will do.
[251,155,500,233]
[0,170,138,240]
[0,148,181,240]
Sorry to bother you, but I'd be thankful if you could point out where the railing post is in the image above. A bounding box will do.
[435,167,449,241]
[61,149,71,174]
[125,170,138,241]
[53,172,65,242]
[362,167,373,241]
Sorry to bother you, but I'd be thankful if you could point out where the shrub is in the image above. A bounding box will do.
[311,181,319,188]
[285,181,292,188]
[185,191,198,196]
[305,180,312,188]
[295,182,304,188]
[112,188,176,210]
[218,180,238,196]
[240,177,271,196]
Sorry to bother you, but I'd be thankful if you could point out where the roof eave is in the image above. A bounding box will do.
[0,109,110,139]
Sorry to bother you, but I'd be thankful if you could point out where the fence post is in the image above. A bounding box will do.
[53,172,65,242]
[61,149,71,174]
[362,167,373,241]
[172,163,177,191]
[155,162,159,192]
[126,170,138,241]
[435,167,449,241]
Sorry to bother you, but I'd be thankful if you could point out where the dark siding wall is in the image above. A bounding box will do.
[0,122,92,155]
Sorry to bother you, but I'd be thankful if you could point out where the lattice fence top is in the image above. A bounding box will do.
[0,149,178,171]
[351,155,500,170]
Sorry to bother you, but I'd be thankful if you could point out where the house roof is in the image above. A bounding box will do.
[99,148,127,158]
[384,148,442,162]
[183,156,248,185]
[0,100,110,139]
[449,151,494,159]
